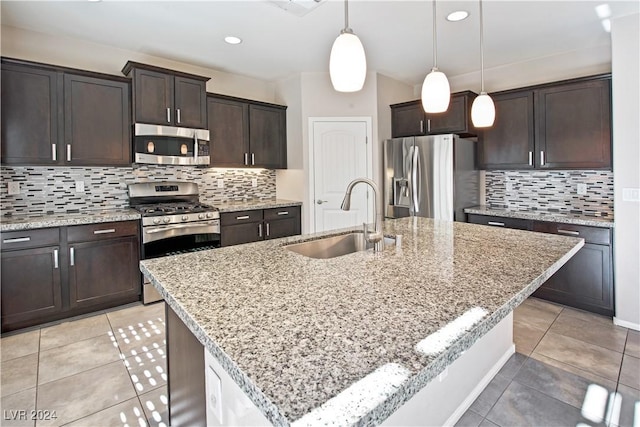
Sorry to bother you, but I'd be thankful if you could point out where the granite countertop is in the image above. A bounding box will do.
[0,209,141,232]
[464,206,614,228]
[209,198,302,213]
[140,217,583,426]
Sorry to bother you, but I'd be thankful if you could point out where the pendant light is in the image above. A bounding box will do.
[329,0,367,92]
[471,0,495,127]
[421,0,450,113]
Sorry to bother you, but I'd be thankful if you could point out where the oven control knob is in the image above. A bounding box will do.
[153,218,160,225]
[182,215,188,221]
[206,212,213,218]
[163,217,171,224]
[198,213,205,219]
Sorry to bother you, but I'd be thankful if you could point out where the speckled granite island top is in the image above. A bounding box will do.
[464,205,614,228]
[210,198,302,213]
[140,217,583,426]
[0,209,140,232]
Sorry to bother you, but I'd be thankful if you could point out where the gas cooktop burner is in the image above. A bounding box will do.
[135,202,215,216]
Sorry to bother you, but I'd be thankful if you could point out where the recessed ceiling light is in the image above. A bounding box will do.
[224,36,242,45]
[446,10,469,22]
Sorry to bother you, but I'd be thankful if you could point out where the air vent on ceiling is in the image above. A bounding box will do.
[268,0,327,17]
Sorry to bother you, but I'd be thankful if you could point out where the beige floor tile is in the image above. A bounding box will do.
[528,352,617,390]
[514,301,560,332]
[559,306,615,327]
[523,297,564,314]
[0,387,36,427]
[1,353,38,397]
[38,334,122,385]
[123,346,167,395]
[625,330,640,358]
[619,354,640,390]
[108,303,166,357]
[63,397,147,427]
[39,314,111,351]
[513,319,547,355]
[1,330,40,362]
[139,386,168,427]
[534,331,622,381]
[549,310,628,353]
[36,360,136,427]
[106,303,164,331]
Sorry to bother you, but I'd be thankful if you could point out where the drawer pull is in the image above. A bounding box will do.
[236,215,250,220]
[53,249,59,269]
[488,221,505,227]
[93,229,116,235]
[3,237,31,243]
[557,229,580,236]
[277,211,289,216]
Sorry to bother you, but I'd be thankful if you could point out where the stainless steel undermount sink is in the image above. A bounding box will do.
[284,232,395,259]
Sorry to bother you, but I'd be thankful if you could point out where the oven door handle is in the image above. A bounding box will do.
[145,223,218,234]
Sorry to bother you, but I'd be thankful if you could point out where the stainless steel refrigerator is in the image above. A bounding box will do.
[383,135,479,221]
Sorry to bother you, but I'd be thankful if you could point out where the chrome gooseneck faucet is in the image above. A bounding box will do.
[340,178,384,252]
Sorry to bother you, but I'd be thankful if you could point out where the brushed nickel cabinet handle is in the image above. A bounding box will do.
[93,229,116,235]
[420,120,424,133]
[3,237,31,243]
[166,107,171,123]
[236,215,250,220]
[528,151,533,166]
[176,108,181,124]
[258,223,263,238]
[69,247,75,266]
[53,249,59,269]
[427,119,431,133]
[52,144,57,161]
[251,153,255,166]
[488,221,505,227]
[66,144,72,161]
[277,211,289,216]
[266,223,270,237]
[557,229,580,236]
[540,151,545,166]
[244,153,249,166]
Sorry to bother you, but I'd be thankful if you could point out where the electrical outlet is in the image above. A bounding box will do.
[506,182,514,191]
[75,181,85,192]
[217,179,224,189]
[622,188,640,202]
[7,181,20,195]
[577,183,587,196]
[251,178,258,188]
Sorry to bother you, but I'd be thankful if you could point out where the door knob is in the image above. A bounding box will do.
[316,200,329,205]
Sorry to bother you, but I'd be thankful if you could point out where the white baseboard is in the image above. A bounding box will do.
[443,344,516,427]
[613,317,640,331]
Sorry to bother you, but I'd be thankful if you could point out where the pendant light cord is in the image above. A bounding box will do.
[432,0,438,68]
[344,0,351,32]
[479,0,485,92]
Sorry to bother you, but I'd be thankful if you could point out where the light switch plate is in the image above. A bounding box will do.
[217,179,224,189]
[7,181,20,195]
[207,365,223,424]
[506,182,514,192]
[75,181,85,192]
[577,183,587,195]
[252,178,258,188]
[622,188,640,202]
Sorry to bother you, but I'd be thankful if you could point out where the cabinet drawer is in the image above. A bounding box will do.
[467,214,532,231]
[220,210,263,226]
[1,228,60,250]
[67,221,139,243]
[263,206,300,221]
[532,222,611,245]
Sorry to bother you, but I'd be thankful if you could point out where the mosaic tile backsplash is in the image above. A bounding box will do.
[485,170,614,216]
[0,165,276,215]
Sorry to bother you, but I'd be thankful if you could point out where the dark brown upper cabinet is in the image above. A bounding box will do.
[479,74,612,170]
[122,61,209,129]
[1,58,131,166]
[390,91,478,138]
[207,94,287,169]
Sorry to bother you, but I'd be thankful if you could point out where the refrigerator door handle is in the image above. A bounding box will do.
[412,145,420,213]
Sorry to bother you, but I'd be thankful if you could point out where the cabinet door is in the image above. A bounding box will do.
[427,92,475,136]
[133,68,173,125]
[64,74,131,165]
[68,236,140,308]
[478,91,535,169]
[1,246,63,331]
[208,96,249,167]
[174,76,207,129]
[533,243,613,316]
[391,102,426,138]
[265,218,301,240]
[1,63,62,165]
[220,222,263,247]
[249,104,287,168]
[536,79,611,169]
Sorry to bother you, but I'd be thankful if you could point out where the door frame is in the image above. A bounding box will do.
[308,117,374,233]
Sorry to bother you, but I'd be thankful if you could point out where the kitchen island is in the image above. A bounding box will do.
[140,217,583,426]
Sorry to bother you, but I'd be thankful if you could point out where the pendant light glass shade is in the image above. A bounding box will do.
[471,0,495,128]
[471,92,495,127]
[330,30,367,92]
[421,68,451,113]
[421,0,450,113]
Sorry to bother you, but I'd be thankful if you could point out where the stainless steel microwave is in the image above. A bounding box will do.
[134,123,210,166]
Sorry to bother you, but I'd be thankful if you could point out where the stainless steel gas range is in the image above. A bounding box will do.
[128,182,220,303]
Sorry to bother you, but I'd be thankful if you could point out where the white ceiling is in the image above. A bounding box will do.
[1,0,638,86]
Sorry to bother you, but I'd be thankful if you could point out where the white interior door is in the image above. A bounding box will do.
[311,119,371,233]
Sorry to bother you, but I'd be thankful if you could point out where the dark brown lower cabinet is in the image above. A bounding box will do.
[220,206,301,247]
[0,221,141,332]
[467,214,614,316]
[166,304,206,427]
